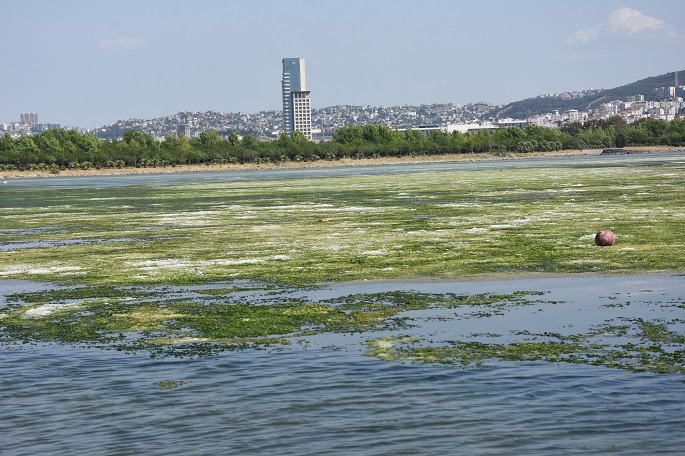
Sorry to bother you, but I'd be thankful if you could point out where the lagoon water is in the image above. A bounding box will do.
[5,150,685,190]
[2,274,685,455]
[2,154,685,454]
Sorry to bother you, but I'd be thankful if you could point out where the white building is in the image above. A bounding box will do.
[291,91,312,140]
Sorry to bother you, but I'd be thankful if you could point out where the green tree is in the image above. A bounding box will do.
[198,130,222,148]
[332,125,362,144]
[604,115,628,131]
[120,130,159,166]
[427,129,451,152]
[292,130,308,144]
[227,132,240,147]
[241,134,257,149]
[403,128,422,142]
[14,136,41,167]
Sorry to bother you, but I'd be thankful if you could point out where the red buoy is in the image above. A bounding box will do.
[595,230,616,246]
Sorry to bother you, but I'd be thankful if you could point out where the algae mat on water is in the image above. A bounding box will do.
[1,154,684,285]
[2,283,685,375]
[1,155,685,372]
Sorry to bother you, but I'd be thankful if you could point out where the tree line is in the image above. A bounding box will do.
[1,116,684,172]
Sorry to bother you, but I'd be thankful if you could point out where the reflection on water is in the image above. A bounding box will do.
[0,238,135,251]
[1,275,685,455]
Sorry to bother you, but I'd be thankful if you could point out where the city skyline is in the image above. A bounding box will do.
[2,0,684,129]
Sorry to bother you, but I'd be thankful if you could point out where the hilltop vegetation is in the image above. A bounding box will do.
[2,117,685,172]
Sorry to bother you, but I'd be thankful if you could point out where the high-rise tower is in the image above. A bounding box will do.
[282,58,312,140]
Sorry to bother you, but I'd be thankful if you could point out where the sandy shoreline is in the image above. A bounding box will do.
[1,146,682,179]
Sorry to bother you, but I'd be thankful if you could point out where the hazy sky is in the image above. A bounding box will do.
[2,0,684,128]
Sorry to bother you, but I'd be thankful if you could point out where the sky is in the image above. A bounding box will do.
[2,0,684,128]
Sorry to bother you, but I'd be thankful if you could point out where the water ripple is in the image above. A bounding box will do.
[5,346,684,455]
[3,274,685,455]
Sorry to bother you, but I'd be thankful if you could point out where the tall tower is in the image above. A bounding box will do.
[282,58,312,140]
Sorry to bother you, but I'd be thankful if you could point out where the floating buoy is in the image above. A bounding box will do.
[595,229,616,246]
[194,267,203,275]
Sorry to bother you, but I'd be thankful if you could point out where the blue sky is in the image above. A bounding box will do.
[2,0,683,128]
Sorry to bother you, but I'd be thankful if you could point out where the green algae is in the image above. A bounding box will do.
[362,317,685,375]
[2,155,685,286]
[1,155,685,372]
[2,286,685,375]
[0,290,543,357]
[7,286,158,303]
[364,336,421,360]
[155,380,188,390]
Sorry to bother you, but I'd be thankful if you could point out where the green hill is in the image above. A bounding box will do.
[496,70,682,119]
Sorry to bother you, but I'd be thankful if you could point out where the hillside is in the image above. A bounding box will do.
[495,70,683,119]
[90,70,682,139]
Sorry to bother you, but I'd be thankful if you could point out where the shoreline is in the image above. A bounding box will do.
[1,145,683,179]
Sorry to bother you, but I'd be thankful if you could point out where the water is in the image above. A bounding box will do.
[2,275,685,455]
[2,339,685,455]
[4,150,684,190]
[3,155,685,454]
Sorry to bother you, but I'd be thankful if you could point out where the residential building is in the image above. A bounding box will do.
[566,109,580,122]
[291,91,312,139]
[20,113,38,128]
[282,58,312,140]
[177,124,190,137]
